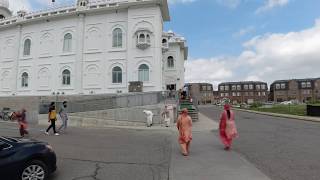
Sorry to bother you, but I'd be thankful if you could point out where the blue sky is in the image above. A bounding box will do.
[166,0,320,58]
[8,0,320,88]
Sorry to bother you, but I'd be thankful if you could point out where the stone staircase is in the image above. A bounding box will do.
[178,99,199,122]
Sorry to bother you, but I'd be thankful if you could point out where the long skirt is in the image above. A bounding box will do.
[220,130,232,148]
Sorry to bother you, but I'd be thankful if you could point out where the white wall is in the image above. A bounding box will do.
[163,43,186,90]
[0,4,166,96]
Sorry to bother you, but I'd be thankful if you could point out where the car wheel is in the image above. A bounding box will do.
[21,160,48,180]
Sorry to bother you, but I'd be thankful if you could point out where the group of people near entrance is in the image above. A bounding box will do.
[11,101,69,137]
[176,103,238,156]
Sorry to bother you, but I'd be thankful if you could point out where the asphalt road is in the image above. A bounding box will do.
[199,105,320,180]
[0,122,172,180]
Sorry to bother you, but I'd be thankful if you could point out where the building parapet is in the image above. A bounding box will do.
[0,0,170,29]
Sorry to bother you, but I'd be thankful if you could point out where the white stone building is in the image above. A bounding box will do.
[162,30,188,91]
[0,0,187,96]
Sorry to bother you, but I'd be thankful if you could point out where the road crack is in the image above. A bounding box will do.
[71,163,101,180]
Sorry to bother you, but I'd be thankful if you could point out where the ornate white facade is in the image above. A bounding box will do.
[162,31,188,91]
[0,0,187,96]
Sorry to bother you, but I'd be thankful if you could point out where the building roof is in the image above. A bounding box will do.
[163,31,188,60]
[271,78,320,85]
[0,0,170,28]
[219,81,267,86]
[186,83,213,86]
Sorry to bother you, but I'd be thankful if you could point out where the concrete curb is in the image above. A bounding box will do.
[0,120,16,124]
[235,108,320,123]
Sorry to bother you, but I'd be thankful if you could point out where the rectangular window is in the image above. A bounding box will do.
[232,92,236,97]
[220,86,224,91]
[63,76,70,85]
[232,85,236,91]
[301,82,306,88]
[256,85,261,90]
[262,92,266,96]
[237,92,241,96]
[249,92,254,96]
[249,84,253,90]
[112,71,122,83]
[281,83,286,89]
[261,84,266,90]
[63,36,72,52]
[244,85,248,90]
[276,84,280,89]
[225,93,229,97]
[138,70,149,82]
[258,92,261,96]
[225,86,229,91]
[221,93,224,97]
[237,85,241,90]
[207,86,212,91]
[307,82,311,88]
[202,85,207,91]
[244,92,248,96]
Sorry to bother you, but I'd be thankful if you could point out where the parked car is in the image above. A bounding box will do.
[0,136,57,180]
[280,101,293,105]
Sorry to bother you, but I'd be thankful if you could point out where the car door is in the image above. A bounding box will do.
[0,141,17,178]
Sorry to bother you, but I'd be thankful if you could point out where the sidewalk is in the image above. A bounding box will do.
[169,113,271,180]
[235,108,320,123]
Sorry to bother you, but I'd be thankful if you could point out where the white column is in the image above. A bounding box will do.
[14,24,23,95]
[76,13,85,94]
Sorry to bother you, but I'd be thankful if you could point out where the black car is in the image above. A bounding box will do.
[0,136,57,180]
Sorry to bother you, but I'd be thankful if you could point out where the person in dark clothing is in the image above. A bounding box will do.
[45,102,59,136]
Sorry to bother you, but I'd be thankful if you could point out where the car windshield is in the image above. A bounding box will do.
[0,137,19,143]
[0,140,11,149]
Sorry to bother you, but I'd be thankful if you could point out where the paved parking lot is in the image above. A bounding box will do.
[0,121,173,180]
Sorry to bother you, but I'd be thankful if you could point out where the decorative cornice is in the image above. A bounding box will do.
[0,0,169,29]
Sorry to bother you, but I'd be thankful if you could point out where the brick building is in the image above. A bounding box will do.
[270,78,320,103]
[218,81,268,104]
[186,83,214,105]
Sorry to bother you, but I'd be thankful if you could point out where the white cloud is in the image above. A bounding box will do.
[232,26,255,38]
[216,0,241,9]
[186,18,320,89]
[9,0,32,13]
[256,0,290,14]
[8,0,79,14]
[185,57,234,88]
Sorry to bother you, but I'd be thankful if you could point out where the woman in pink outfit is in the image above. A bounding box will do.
[219,104,238,151]
[177,108,193,156]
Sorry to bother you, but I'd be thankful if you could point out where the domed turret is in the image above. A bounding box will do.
[77,0,89,7]
[0,0,12,19]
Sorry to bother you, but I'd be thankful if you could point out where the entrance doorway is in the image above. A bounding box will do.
[166,84,176,91]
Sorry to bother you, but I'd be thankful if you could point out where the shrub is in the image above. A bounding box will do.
[251,102,263,108]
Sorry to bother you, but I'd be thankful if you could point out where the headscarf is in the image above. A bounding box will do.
[181,108,188,114]
[224,104,231,111]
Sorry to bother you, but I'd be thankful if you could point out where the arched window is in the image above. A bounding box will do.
[146,34,150,43]
[0,14,4,19]
[112,66,122,84]
[139,34,145,43]
[21,72,28,88]
[138,64,149,82]
[23,39,31,56]
[63,33,72,52]
[167,56,174,68]
[62,69,71,85]
[112,28,122,48]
